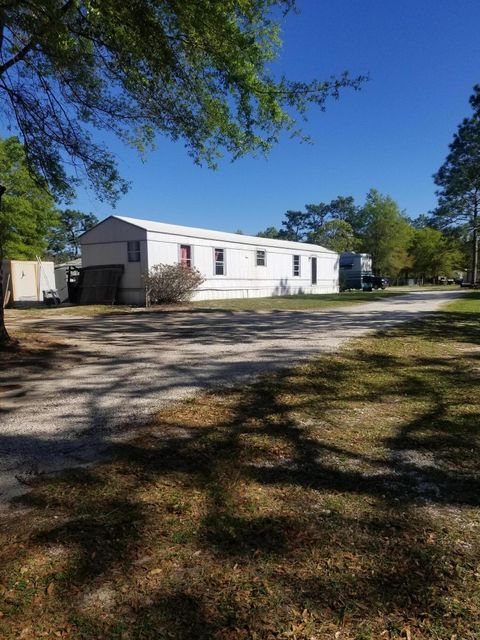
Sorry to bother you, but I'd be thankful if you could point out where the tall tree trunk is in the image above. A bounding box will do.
[472,227,478,285]
[0,253,12,347]
[473,199,478,285]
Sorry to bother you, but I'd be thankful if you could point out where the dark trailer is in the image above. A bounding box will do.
[339,252,373,291]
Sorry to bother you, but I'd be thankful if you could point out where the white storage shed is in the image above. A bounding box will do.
[79,215,339,304]
[2,259,56,306]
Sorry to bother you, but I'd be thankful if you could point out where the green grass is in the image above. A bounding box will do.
[192,288,410,311]
[1,292,479,640]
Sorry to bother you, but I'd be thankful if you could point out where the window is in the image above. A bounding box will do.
[180,244,192,268]
[127,241,140,262]
[256,249,266,266]
[293,254,301,277]
[214,248,225,275]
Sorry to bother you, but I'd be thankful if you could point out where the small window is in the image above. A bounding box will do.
[128,241,140,262]
[256,249,266,266]
[214,248,225,275]
[180,244,192,268]
[293,254,301,277]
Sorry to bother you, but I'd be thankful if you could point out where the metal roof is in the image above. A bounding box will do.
[111,215,337,255]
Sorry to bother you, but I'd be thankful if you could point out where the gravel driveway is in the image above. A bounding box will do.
[0,289,464,502]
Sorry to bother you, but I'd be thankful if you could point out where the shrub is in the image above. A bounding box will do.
[144,263,205,304]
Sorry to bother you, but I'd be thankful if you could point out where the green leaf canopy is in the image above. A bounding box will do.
[0,1,365,203]
[0,136,58,260]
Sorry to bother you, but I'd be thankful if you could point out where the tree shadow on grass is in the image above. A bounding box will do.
[1,307,480,638]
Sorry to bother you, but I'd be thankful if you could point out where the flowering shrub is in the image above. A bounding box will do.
[144,263,205,304]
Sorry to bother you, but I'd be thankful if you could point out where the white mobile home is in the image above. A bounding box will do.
[79,216,339,304]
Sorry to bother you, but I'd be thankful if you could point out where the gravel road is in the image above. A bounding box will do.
[0,289,464,503]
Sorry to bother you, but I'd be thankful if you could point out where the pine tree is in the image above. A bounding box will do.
[434,85,480,283]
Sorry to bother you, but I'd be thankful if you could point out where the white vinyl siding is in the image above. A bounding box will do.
[81,215,339,304]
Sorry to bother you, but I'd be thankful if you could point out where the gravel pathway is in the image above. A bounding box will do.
[0,289,464,502]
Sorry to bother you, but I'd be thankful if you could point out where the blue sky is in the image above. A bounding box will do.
[72,0,480,233]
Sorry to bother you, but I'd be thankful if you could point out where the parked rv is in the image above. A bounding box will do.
[339,252,373,291]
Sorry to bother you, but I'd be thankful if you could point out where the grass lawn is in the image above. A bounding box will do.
[1,292,479,639]
[191,287,431,311]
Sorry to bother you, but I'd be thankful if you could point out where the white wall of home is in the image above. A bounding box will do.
[81,218,339,305]
[80,217,148,304]
[146,231,339,301]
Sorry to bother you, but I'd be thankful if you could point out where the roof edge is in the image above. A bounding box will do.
[113,215,338,255]
[78,215,148,240]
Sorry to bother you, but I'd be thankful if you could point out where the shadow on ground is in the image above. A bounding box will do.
[1,298,479,638]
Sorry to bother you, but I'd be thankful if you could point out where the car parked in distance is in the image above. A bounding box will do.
[341,274,388,292]
[371,276,388,289]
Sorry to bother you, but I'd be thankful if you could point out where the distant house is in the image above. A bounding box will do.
[79,215,339,304]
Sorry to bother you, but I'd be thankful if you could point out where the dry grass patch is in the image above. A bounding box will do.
[0,294,479,639]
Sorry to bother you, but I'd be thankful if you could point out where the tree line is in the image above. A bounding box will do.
[257,189,466,282]
[257,84,480,283]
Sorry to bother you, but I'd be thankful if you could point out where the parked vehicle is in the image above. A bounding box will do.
[371,276,388,289]
[339,252,373,292]
[340,273,373,291]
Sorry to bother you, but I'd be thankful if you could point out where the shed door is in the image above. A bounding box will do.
[13,262,39,301]
[311,257,317,285]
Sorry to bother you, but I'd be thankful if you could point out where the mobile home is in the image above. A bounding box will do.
[79,216,339,304]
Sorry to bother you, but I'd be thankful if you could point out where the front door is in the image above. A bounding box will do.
[311,257,317,285]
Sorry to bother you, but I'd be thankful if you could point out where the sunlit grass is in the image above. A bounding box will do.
[192,288,407,311]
